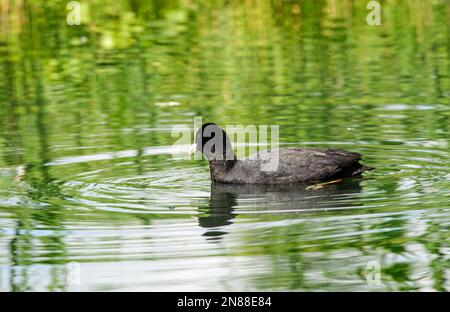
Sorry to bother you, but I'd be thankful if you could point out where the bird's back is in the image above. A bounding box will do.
[217,147,370,184]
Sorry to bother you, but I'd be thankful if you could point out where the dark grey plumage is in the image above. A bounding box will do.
[190,123,373,184]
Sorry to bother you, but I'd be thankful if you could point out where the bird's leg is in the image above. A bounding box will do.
[306,179,344,190]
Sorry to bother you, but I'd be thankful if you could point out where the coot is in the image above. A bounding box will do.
[188,123,373,184]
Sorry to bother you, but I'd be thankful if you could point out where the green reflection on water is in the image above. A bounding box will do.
[0,0,449,291]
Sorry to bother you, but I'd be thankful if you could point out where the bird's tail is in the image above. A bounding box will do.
[352,163,375,176]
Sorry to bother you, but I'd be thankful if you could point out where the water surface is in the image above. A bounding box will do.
[0,1,449,291]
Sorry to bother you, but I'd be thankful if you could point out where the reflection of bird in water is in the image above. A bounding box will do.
[198,185,238,240]
[198,178,363,240]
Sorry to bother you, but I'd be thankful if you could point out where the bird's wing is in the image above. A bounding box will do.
[246,147,363,182]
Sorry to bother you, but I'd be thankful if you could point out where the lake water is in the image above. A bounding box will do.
[0,1,449,291]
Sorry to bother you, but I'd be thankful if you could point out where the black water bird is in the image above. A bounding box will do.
[189,123,373,184]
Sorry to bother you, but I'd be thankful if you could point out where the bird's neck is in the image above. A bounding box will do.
[208,159,237,182]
